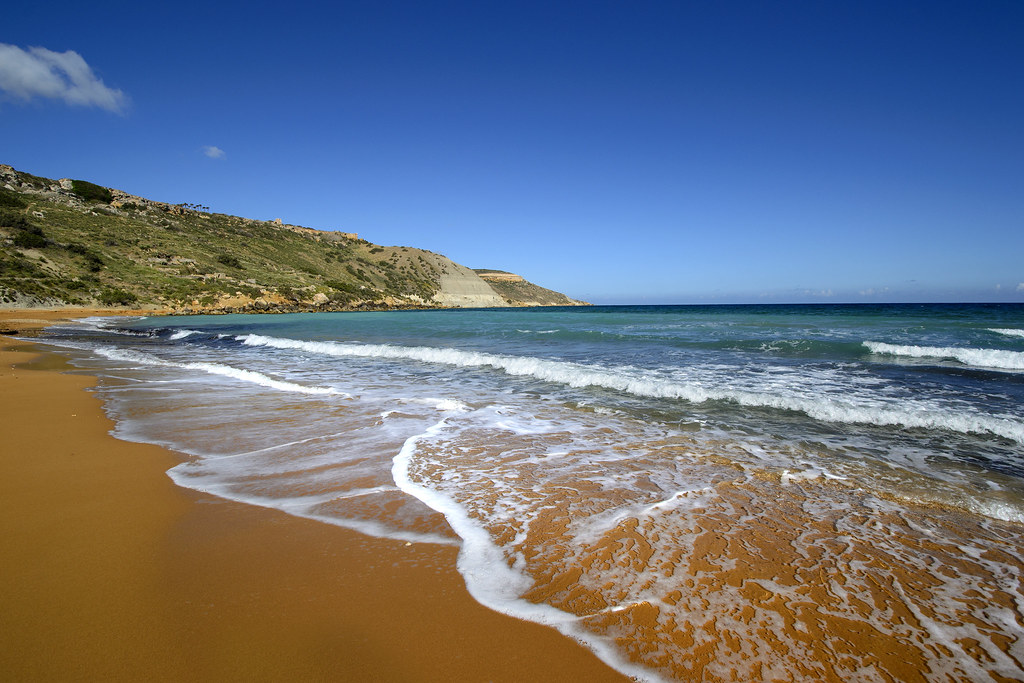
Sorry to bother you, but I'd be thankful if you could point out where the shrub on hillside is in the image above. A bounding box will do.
[0,208,31,230]
[70,179,113,204]
[324,279,360,294]
[66,242,104,271]
[13,230,47,249]
[328,290,356,304]
[0,188,26,208]
[345,265,369,281]
[99,288,137,306]
[217,253,243,269]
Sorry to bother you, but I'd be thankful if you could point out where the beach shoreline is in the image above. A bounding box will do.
[0,309,628,682]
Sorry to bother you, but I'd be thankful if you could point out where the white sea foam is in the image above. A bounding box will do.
[964,499,1024,524]
[168,329,199,340]
[864,341,1024,371]
[92,346,346,396]
[401,397,471,412]
[165,464,458,545]
[70,315,140,330]
[391,417,666,683]
[990,328,1024,339]
[237,334,1024,444]
[733,388,1024,445]
[48,317,150,336]
[780,467,847,485]
[42,314,1024,682]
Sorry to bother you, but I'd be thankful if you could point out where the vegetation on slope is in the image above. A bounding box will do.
[0,166,458,312]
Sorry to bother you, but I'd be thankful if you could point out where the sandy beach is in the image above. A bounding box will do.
[0,310,627,682]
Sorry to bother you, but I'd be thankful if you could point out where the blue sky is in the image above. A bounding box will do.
[2,1,1022,304]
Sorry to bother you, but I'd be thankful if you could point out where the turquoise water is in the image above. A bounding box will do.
[43,304,1024,681]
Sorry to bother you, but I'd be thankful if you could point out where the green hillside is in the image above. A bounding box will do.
[0,164,585,312]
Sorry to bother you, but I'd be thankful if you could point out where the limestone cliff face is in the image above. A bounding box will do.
[475,270,589,307]
[431,264,591,308]
[434,263,507,308]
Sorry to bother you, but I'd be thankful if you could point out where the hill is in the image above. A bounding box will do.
[474,270,586,307]
[0,164,587,313]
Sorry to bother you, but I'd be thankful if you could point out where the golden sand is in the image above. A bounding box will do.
[404,420,1024,681]
[10,309,1019,681]
[0,310,627,682]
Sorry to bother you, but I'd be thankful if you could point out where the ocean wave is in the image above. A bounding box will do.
[92,346,346,396]
[168,329,199,340]
[237,334,1024,444]
[51,317,151,336]
[726,387,1024,445]
[73,316,142,329]
[989,328,1024,339]
[864,341,1024,371]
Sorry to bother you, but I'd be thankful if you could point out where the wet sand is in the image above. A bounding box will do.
[0,310,627,682]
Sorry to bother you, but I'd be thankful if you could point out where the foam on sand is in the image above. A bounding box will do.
[93,345,347,396]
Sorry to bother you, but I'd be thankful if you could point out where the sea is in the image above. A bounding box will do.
[39,303,1024,681]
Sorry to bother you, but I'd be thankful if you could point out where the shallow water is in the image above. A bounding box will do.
[41,304,1024,681]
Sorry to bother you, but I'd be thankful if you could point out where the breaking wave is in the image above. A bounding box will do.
[864,341,1024,371]
[990,328,1024,339]
[238,334,1024,444]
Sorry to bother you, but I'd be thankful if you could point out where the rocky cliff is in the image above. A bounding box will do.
[437,264,508,308]
[475,270,588,307]
[0,164,588,312]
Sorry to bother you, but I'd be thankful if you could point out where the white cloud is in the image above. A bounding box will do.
[1017,283,1024,292]
[0,43,127,112]
[202,146,226,160]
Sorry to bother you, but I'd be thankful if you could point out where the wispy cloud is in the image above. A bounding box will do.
[202,145,226,160]
[1017,283,1024,292]
[0,43,127,113]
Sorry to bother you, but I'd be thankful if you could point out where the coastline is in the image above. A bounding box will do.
[0,310,627,682]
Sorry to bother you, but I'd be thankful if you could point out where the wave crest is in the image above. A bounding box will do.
[237,334,1024,444]
[864,341,1024,371]
[989,328,1024,339]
